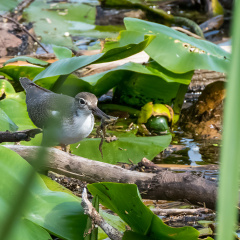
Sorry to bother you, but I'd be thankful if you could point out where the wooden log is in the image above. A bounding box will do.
[4,145,217,210]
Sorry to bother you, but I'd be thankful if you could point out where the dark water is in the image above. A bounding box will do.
[158,130,221,166]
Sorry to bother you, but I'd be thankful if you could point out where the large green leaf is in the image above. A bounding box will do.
[116,18,230,73]
[33,35,154,81]
[0,146,88,239]
[71,135,172,164]
[88,183,199,239]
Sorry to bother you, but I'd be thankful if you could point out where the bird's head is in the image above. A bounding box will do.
[75,92,110,119]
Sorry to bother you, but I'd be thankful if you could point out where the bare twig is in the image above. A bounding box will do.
[152,207,213,216]
[0,15,49,54]
[0,129,42,143]
[81,188,123,240]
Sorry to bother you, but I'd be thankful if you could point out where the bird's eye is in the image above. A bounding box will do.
[79,98,86,105]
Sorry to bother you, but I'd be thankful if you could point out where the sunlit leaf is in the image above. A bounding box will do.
[110,18,230,73]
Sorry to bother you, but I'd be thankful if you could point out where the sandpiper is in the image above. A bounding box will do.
[20,77,110,147]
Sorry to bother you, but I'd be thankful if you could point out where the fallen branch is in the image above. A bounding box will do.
[0,129,42,143]
[81,188,123,240]
[5,145,218,210]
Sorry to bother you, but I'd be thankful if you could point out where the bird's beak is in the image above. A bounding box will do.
[92,107,110,119]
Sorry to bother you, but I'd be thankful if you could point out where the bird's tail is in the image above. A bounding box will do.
[20,77,52,93]
[19,78,35,90]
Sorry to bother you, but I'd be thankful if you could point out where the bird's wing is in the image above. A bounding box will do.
[27,93,74,129]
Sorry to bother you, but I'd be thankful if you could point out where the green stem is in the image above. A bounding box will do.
[51,74,69,92]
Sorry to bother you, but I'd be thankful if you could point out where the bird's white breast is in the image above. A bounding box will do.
[59,112,94,145]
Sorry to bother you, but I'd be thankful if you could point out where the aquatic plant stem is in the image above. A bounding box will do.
[216,1,240,240]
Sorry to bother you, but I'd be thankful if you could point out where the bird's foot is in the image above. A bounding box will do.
[58,144,71,153]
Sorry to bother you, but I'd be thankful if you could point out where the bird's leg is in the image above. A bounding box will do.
[59,143,71,153]
[60,143,66,152]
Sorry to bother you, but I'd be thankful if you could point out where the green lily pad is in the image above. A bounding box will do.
[0,0,22,14]
[71,135,172,164]
[24,0,123,47]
